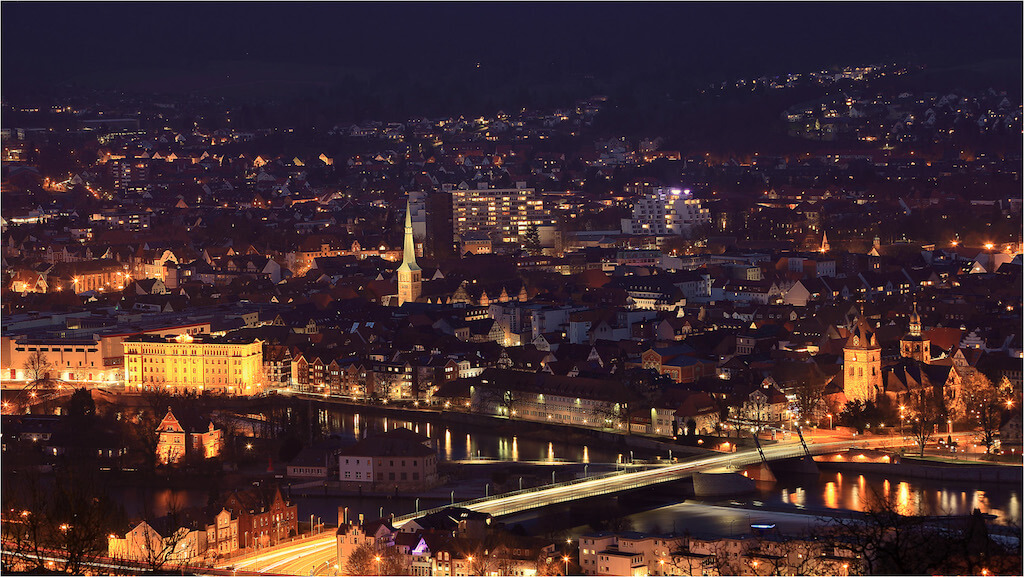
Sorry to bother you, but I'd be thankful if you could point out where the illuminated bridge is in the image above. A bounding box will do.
[218,437,910,576]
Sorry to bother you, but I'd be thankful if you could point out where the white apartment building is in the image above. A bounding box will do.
[452,184,547,243]
[622,188,710,236]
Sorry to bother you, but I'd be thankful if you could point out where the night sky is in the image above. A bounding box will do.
[2,2,1021,107]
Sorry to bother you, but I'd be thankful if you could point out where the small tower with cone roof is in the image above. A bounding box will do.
[397,199,422,306]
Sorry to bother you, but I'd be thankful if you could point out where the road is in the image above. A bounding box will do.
[218,436,911,575]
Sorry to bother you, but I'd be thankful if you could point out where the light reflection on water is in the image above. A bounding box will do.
[772,472,1020,525]
[313,408,627,463]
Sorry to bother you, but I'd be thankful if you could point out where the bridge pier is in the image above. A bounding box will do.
[692,471,756,497]
[769,455,820,476]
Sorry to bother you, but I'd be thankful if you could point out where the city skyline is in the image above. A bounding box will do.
[1,2,1022,576]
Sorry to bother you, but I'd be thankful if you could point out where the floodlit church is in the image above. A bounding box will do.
[397,199,422,306]
[842,314,882,403]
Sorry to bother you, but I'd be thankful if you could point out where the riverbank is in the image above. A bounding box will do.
[816,455,1023,484]
[290,392,718,460]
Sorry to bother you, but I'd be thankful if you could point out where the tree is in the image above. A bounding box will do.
[128,495,200,572]
[343,542,407,576]
[839,399,884,435]
[961,372,1003,454]
[2,464,120,574]
[790,377,827,426]
[523,223,542,256]
[66,387,96,422]
[907,392,942,457]
[23,349,52,383]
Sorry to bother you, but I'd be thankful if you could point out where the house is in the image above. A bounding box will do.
[673,391,722,436]
[205,508,240,558]
[154,408,222,465]
[108,519,207,566]
[636,346,716,384]
[221,483,298,549]
[337,428,439,490]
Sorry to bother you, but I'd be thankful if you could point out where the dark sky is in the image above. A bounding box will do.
[2,2,1021,99]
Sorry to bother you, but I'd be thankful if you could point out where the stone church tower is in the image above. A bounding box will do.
[843,314,882,403]
[397,199,422,306]
[900,302,930,364]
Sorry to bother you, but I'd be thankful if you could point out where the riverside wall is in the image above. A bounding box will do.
[816,457,1023,484]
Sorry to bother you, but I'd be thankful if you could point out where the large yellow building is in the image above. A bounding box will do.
[123,333,263,395]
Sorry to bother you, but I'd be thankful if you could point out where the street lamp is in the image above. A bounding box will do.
[563,555,570,575]
[375,555,381,576]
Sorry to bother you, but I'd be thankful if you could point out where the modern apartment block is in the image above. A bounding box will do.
[621,188,711,236]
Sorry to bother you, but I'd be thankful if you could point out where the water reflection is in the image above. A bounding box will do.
[308,406,625,462]
[771,472,1021,525]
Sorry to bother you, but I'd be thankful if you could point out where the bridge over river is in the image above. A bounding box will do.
[220,436,911,575]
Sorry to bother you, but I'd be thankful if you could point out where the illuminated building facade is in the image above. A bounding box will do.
[621,188,710,235]
[397,199,422,305]
[452,185,547,243]
[843,316,882,403]
[123,333,263,395]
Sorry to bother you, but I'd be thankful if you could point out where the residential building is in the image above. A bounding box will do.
[222,484,298,549]
[337,428,438,490]
[621,188,710,236]
[205,508,240,558]
[154,408,222,465]
[452,184,548,244]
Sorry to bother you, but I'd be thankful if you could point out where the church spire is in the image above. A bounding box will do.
[820,230,830,253]
[397,198,422,306]
[398,199,420,273]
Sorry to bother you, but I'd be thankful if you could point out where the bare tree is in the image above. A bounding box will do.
[23,349,52,383]
[907,392,941,457]
[343,542,407,576]
[2,465,118,574]
[130,495,198,572]
[790,377,827,426]
[479,386,521,418]
[961,372,1003,453]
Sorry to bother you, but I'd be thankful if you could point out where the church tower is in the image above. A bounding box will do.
[843,314,882,403]
[900,302,930,364]
[397,200,422,306]
[820,230,830,253]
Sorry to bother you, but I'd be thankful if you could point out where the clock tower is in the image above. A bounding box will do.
[843,314,881,403]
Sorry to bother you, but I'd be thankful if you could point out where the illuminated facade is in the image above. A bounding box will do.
[452,186,547,243]
[900,302,930,364]
[123,334,263,395]
[397,199,422,305]
[843,316,882,403]
[621,188,710,235]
